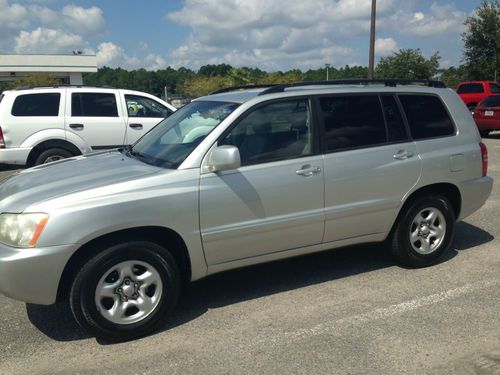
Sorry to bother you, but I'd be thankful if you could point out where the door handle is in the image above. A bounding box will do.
[129,123,143,129]
[393,150,414,160]
[69,123,84,130]
[296,165,321,177]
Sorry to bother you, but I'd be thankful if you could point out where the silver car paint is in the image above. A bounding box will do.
[0,84,493,305]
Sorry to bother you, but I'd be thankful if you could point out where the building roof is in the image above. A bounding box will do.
[0,53,97,73]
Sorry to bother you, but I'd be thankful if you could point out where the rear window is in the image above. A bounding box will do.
[319,95,387,151]
[399,95,455,140]
[457,83,484,94]
[11,93,60,116]
[489,83,500,93]
[72,93,118,117]
[481,96,500,107]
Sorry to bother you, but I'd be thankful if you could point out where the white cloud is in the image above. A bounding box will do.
[14,27,84,54]
[61,5,106,35]
[375,37,397,57]
[94,42,167,70]
[0,0,29,42]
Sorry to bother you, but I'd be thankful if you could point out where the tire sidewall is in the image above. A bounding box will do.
[35,148,73,165]
[70,241,179,340]
[395,195,455,266]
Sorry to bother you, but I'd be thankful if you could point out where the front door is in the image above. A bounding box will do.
[199,98,325,265]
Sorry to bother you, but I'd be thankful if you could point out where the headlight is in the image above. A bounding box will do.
[0,213,49,248]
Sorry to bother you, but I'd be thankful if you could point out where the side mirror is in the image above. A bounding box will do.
[208,145,241,172]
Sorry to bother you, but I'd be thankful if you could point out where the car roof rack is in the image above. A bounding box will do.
[209,84,279,95]
[14,84,116,91]
[258,79,446,96]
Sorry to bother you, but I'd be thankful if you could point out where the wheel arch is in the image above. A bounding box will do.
[388,183,461,239]
[56,226,192,302]
[27,139,82,167]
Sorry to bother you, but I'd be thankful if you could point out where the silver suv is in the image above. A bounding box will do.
[0,80,493,340]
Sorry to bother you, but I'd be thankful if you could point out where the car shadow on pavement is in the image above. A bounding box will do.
[26,221,493,344]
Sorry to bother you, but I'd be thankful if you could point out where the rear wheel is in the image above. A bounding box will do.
[391,195,455,267]
[34,148,73,165]
[70,241,180,341]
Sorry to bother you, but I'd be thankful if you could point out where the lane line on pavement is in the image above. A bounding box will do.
[262,279,500,347]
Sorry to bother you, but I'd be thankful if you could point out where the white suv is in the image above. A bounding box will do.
[0,86,176,166]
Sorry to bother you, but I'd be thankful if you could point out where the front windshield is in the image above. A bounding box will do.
[128,100,239,168]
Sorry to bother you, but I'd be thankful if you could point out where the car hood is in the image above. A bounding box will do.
[0,151,163,213]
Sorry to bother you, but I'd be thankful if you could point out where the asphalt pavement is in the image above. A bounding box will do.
[0,137,499,374]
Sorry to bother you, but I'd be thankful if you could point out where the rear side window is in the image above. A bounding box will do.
[399,95,455,139]
[457,84,484,94]
[489,83,500,93]
[11,93,60,116]
[319,95,386,151]
[72,93,118,117]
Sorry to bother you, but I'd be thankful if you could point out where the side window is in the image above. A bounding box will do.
[221,99,312,165]
[489,83,500,93]
[11,93,60,116]
[381,96,407,142]
[399,95,455,139]
[125,95,172,118]
[72,93,118,117]
[319,95,386,152]
[457,84,484,94]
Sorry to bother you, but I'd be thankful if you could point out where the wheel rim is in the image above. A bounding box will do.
[43,155,65,163]
[95,260,163,325]
[409,207,447,255]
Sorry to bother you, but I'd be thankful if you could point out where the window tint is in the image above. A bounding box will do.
[221,99,312,165]
[381,96,407,142]
[125,95,172,118]
[11,93,60,116]
[480,95,500,107]
[0,94,4,104]
[399,95,454,139]
[457,83,484,94]
[72,93,118,117]
[319,95,386,151]
[489,83,500,93]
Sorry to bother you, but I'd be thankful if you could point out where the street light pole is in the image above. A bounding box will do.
[325,63,331,80]
[368,0,376,79]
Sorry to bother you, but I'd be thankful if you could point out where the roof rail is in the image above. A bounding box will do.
[14,84,116,91]
[209,84,278,95]
[258,79,446,96]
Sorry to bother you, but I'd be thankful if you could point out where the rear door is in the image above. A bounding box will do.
[319,94,421,243]
[122,93,174,144]
[65,89,126,149]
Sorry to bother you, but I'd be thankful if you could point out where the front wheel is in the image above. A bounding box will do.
[391,195,455,268]
[34,148,73,165]
[70,241,180,341]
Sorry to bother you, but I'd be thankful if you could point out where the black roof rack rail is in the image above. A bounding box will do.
[209,84,278,95]
[258,79,446,96]
[14,84,116,91]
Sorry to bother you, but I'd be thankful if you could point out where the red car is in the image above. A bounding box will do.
[456,81,500,111]
[473,94,500,137]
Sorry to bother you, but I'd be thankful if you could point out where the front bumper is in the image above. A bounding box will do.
[0,147,32,165]
[0,242,79,305]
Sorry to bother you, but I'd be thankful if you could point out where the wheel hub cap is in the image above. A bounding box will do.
[410,208,446,255]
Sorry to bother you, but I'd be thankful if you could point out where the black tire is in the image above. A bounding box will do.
[34,148,73,165]
[391,195,455,268]
[479,130,490,138]
[69,241,180,341]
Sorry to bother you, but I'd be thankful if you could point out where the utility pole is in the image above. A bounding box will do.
[368,0,376,79]
[325,63,331,80]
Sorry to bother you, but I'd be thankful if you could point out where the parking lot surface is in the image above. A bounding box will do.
[0,137,499,374]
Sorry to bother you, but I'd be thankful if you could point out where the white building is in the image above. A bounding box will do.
[0,53,97,85]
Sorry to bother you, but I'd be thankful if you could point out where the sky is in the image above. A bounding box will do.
[0,0,484,72]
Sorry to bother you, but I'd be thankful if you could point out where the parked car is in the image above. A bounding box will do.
[473,94,500,137]
[456,81,500,111]
[0,86,176,166]
[0,80,492,341]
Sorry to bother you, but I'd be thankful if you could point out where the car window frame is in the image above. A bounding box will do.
[124,94,173,118]
[216,96,320,167]
[395,93,457,141]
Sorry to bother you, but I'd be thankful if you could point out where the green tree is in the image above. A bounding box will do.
[438,65,468,88]
[8,73,59,89]
[181,75,235,98]
[375,48,440,79]
[462,0,500,80]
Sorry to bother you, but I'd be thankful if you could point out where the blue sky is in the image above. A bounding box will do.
[0,0,484,71]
